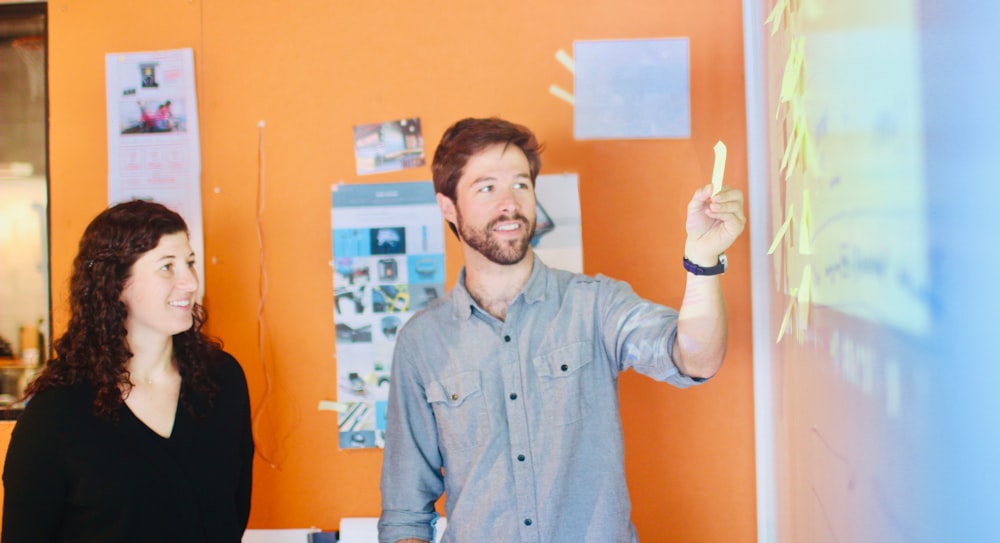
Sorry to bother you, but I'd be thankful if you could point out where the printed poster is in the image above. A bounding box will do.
[331,181,445,449]
[532,173,584,273]
[105,48,204,292]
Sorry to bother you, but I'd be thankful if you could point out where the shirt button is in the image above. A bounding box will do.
[517,454,525,462]
[524,519,532,526]
[451,393,458,401]
[504,335,511,342]
[509,393,518,400]
[561,364,569,372]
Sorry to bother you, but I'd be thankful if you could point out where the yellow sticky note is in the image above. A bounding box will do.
[768,203,795,255]
[798,189,813,255]
[803,125,820,177]
[782,105,807,180]
[778,38,804,104]
[780,116,799,176]
[711,141,727,195]
[318,400,348,413]
[776,287,798,343]
[797,266,812,304]
[765,0,789,36]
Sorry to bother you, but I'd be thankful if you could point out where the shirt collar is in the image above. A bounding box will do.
[450,253,550,320]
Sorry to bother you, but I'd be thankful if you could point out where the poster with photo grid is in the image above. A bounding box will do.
[331,181,445,449]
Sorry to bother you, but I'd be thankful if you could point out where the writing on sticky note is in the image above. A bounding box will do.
[712,141,727,196]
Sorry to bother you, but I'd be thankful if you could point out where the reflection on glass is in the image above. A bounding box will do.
[0,4,48,407]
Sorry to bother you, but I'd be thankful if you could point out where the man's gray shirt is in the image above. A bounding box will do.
[378,257,704,543]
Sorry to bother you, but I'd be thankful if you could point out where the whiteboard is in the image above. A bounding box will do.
[745,0,1000,541]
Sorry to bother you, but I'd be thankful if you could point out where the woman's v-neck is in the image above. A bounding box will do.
[123,394,181,441]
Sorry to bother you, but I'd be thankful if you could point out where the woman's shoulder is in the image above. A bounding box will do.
[23,383,92,412]
[16,383,94,432]
[210,350,249,389]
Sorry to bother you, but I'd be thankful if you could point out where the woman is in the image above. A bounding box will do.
[2,200,253,542]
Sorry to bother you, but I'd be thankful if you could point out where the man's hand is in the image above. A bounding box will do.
[684,184,746,265]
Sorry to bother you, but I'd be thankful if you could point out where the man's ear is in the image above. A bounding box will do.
[437,193,457,225]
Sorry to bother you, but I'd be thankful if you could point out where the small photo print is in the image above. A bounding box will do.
[370,227,406,255]
[353,117,425,175]
[120,98,187,135]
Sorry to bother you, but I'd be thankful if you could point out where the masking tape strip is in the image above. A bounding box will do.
[548,84,575,105]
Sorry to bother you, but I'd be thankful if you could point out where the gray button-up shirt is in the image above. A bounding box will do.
[378,257,704,543]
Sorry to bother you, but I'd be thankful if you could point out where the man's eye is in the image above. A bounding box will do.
[478,185,493,193]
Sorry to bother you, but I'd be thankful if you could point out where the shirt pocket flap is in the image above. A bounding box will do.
[533,341,593,378]
[426,371,483,407]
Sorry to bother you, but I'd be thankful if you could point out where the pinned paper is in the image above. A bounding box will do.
[573,38,690,139]
[768,203,795,254]
[711,141,727,195]
[798,189,813,254]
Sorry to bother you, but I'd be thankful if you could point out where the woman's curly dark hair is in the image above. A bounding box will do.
[26,200,222,418]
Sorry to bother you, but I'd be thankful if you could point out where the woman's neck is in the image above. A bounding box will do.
[125,337,177,385]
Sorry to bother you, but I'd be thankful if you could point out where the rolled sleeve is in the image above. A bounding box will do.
[599,275,707,388]
[378,333,443,543]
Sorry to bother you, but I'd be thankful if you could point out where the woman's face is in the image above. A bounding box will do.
[120,232,198,344]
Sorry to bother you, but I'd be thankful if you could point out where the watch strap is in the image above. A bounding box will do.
[683,254,727,276]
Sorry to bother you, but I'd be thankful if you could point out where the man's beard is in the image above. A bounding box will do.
[456,207,535,265]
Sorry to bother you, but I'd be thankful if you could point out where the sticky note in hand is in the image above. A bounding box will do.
[712,140,727,196]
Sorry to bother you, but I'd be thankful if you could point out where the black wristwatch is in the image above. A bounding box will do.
[683,254,727,276]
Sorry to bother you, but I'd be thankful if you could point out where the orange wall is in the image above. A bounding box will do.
[35,1,755,540]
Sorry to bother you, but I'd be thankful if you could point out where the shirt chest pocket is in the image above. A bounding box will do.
[532,341,594,426]
[426,371,491,451]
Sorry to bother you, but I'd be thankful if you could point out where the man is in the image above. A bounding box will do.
[378,117,746,543]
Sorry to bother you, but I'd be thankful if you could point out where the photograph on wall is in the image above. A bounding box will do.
[331,181,444,449]
[120,98,188,135]
[352,117,426,175]
[105,48,205,296]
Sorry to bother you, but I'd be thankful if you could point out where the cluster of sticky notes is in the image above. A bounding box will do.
[766,0,820,344]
